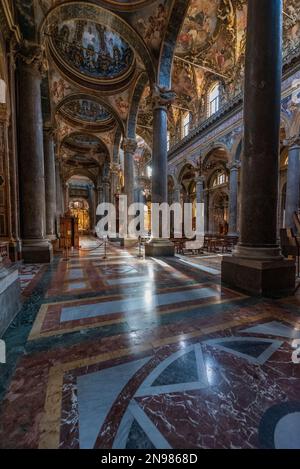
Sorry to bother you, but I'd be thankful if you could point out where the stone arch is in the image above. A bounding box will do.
[209,188,229,235]
[290,109,300,138]
[158,0,191,88]
[176,160,197,185]
[127,72,148,139]
[231,136,243,162]
[113,127,122,164]
[65,168,97,186]
[280,112,292,139]
[202,142,231,167]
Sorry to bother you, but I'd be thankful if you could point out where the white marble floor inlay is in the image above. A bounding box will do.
[241,321,300,339]
[274,412,300,449]
[60,286,218,322]
[77,356,151,449]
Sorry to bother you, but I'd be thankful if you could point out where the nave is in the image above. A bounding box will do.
[1,239,300,449]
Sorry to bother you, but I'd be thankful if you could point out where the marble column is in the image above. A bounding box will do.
[145,86,176,257]
[203,189,209,234]
[227,161,241,236]
[221,0,295,296]
[173,184,181,204]
[110,164,119,204]
[97,185,104,206]
[43,127,57,240]
[123,138,136,209]
[17,45,52,263]
[122,138,137,245]
[285,138,300,231]
[103,178,111,204]
[196,176,205,204]
[7,43,22,260]
[64,182,69,213]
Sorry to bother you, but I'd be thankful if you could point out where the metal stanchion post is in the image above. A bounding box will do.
[137,236,143,259]
[103,235,107,260]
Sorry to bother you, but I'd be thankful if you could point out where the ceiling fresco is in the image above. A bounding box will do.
[13,0,300,183]
[59,98,113,124]
[52,19,134,81]
[63,133,105,152]
[131,0,169,53]
[176,0,220,56]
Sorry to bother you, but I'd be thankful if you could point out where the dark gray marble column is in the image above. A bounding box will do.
[227,161,240,236]
[203,189,209,234]
[103,179,111,204]
[43,127,57,240]
[285,138,300,231]
[145,87,176,256]
[123,138,137,209]
[173,184,181,204]
[17,45,52,263]
[122,138,137,245]
[221,0,295,296]
[196,176,205,204]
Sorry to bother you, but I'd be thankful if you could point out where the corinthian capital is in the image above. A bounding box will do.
[283,135,300,148]
[123,138,137,154]
[17,41,47,76]
[227,160,241,171]
[152,84,176,109]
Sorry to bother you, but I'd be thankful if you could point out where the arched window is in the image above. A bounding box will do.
[212,170,228,187]
[182,112,191,137]
[208,83,220,117]
[0,78,6,104]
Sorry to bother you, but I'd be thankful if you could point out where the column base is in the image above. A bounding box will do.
[8,239,22,262]
[221,256,296,297]
[120,238,138,248]
[0,266,22,337]
[47,234,57,242]
[145,238,175,257]
[22,239,53,264]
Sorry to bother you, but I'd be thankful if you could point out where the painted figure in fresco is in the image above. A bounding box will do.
[55,20,133,79]
[137,3,167,50]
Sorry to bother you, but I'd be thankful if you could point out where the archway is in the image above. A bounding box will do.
[210,190,229,235]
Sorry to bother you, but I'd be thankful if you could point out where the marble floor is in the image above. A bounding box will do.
[0,238,300,449]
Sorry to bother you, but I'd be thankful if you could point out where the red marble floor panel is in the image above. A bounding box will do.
[30,283,245,340]
[1,300,299,449]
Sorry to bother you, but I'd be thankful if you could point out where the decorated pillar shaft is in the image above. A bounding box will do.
[43,127,57,239]
[285,139,300,231]
[17,45,52,262]
[228,161,240,236]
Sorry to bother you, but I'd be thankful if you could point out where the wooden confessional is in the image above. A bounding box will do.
[59,214,80,250]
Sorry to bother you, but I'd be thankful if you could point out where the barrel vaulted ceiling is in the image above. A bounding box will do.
[14,0,300,179]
